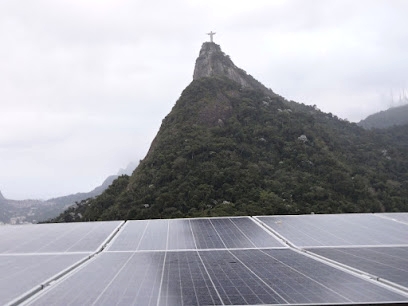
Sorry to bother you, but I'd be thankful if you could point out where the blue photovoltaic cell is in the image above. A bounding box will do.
[27,252,165,306]
[28,251,222,306]
[190,217,284,250]
[207,218,256,248]
[21,250,408,305]
[199,249,407,305]
[108,217,283,251]
[11,215,408,305]
[232,249,407,304]
[257,214,408,247]
[158,251,222,305]
[198,250,287,304]
[0,221,122,253]
[308,247,408,288]
[229,217,284,248]
[190,219,226,249]
[0,254,86,305]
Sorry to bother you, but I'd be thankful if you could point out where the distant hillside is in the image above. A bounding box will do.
[0,198,44,225]
[45,175,118,207]
[51,42,408,223]
[358,104,408,129]
[0,162,137,224]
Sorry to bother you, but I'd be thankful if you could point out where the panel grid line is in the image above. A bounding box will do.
[307,247,408,294]
[88,221,150,305]
[208,218,290,304]
[303,244,408,249]
[188,219,225,305]
[6,215,408,305]
[103,220,131,250]
[374,213,408,226]
[228,218,257,248]
[295,248,408,299]
[156,220,170,306]
[90,254,135,305]
[64,225,102,253]
[104,246,289,253]
[259,249,354,303]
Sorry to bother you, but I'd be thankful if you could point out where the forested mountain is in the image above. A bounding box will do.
[358,104,408,129]
[50,42,408,222]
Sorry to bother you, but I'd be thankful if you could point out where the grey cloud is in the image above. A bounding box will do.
[1,0,203,46]
[1,0,407,199]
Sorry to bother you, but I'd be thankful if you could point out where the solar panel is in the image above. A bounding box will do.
[198,250,286,304]
[136,219,169,250]
[379,212,408,224]
[203,217,284,248]
[167,219,197,250]
[25,252,165,306]
[0,254,86,305]
[233,249,406,304]
[3,214,408,305]
[105,220,149,251]
[229,217,284,248]
[25,249,408,305]
[107,217,284,251]
[0,221,122,253]
[158,251,222,305]
[203,249,408,304]
[307,247,408,289]
[256,214,408,247]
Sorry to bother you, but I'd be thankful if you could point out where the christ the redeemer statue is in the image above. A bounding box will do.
[207,31,216,42]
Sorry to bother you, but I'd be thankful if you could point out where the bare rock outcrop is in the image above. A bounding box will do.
[193,42,276,97]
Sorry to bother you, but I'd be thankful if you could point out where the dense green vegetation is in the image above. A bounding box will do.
[50,76,408,223]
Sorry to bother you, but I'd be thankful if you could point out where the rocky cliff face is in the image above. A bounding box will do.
[193,42,276,97]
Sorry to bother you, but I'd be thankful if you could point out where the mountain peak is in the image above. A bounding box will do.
[193,42,275,97]
[193,42,231,80]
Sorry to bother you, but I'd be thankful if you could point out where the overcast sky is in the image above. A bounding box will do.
[1,0,407,200]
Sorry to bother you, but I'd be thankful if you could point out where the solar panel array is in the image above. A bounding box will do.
[308,247,408,288]
[0,221,122,305]
[256,214,408,247]
[0,221,122,253]
[0,214,407,305]
[107,217,284,252]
